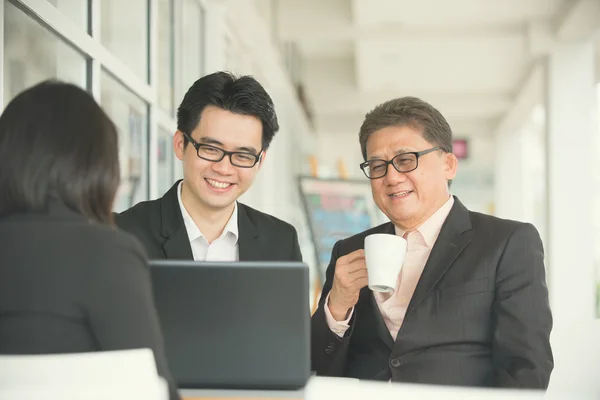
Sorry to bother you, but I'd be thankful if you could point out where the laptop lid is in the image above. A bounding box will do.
[149,260,310,390]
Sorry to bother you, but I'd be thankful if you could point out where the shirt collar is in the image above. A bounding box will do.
[223,201,239,242]
[394,195,454,248]
[177,181,239,243]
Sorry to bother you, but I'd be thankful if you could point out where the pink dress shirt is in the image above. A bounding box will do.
[325,196,454,341]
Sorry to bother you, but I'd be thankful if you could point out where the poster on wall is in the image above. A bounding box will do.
[298,176,385,282]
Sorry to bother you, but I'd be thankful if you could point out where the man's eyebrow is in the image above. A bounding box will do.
[198,137,259,154]
[235,146,259,154]
[198,137,224,146]
[368,148,413,161]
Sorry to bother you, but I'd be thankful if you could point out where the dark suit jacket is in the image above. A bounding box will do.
[114,181,302,262]
[0,200,179,400]
[311,197,553,389]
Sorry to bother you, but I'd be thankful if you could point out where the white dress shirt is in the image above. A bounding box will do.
[176,181,239,261]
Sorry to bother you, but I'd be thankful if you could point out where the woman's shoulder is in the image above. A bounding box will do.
[83,222,148,261]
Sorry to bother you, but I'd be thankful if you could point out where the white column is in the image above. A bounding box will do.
[545,41,597,322]
[203,1,227,73]
[493,65,545,224]
[494,127,526,221]
[545,40,600,394]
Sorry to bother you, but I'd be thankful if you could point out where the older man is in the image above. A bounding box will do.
[311,97,553,389]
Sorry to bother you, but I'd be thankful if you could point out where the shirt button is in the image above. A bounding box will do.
[390,359,401,368]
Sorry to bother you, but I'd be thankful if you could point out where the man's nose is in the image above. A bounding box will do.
[211,156,236,174]
[383,164,407,185]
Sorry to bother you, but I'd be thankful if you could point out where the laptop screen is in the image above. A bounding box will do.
[149,260,310,390]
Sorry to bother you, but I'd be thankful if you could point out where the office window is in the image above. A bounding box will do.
[45,0,88,32]
[101,71,149,212]
[158,0,175,115]
[3,2,87,102]
[595,83,600,317]
[157,128,175,196]
[101,0,149,81]
[181,0,204,91]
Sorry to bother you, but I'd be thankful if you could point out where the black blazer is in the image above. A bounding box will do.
[115,181,303,262]
[311,197,553,389]
[0,200,179,400]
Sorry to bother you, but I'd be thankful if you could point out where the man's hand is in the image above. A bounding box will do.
[328,249,368,321]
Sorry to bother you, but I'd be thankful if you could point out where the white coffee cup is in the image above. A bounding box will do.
[364,233,407,293]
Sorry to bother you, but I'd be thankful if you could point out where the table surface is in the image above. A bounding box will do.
[181,388,303,400]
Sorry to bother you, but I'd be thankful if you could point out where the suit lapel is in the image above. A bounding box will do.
[404,197,473,318]
[163,226,194,259]
[160,181,194,260]
[237,203,261,261]
[370,293,395,349]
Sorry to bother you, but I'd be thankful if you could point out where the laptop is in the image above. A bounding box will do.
[149,260,310,390]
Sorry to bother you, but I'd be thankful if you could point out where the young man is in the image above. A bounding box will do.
[311,96,553,389]
[116,72,302,263]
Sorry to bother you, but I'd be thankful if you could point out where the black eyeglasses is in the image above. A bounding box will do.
[359,147,441,179]
[182,131,262,168]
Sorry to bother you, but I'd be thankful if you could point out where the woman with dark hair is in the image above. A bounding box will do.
[0,80,179,400]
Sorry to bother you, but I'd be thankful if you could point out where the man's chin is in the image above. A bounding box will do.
[388,205,418,223]
[202,194,238,211]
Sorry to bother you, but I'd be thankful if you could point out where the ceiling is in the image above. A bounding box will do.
[272,0,597,137]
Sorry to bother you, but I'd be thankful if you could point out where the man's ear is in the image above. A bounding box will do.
[257,150,267,169]
[444,152,458,180]
[173,130,185,161]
